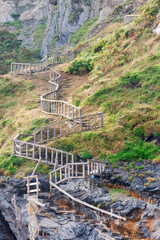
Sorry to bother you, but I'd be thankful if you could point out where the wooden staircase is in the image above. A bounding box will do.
[11,50,126,224]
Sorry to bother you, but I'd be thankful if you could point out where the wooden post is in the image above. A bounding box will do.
[36,176,39,197]
[68,164,70,181]
[83,163,85,179]
[65,166,67,180]
[88,160,90,176]
[39,147,41,160]
[72,107,74,119]
[32,145,35,159]
[66,154,68,164]
[61,152,63,166]
[27,178,30,196]
[50,173,52,193]
[47,127,49,140]
[91,162,93,174]
[30,64,31,75]
[87,116,89,130]
[60,123,62,137]
[100,113,103,127]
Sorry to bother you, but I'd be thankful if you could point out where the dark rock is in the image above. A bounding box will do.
[139,227,151,238]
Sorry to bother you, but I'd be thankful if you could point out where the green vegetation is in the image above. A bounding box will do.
[0,30,40,74]
[61,0,160,164]
[24,118,49,134]
[33,20,46,48]
[70,15,99,44]
[0,154,25,175]
[68,7,84,24]
[106,141,159,164]
[69,54,98,74]
[109,189,130,197]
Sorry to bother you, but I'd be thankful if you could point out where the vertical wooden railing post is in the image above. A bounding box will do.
[83,163,85,179]
[68,164,70,181]
[27,178,30,196]
[100,113,103,127]
[50,173,52,193]
[36,176,39,197]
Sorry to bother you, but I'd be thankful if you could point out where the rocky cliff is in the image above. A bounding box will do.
[0,0,127,56]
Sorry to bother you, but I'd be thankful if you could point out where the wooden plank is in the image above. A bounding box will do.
[50,182,126,221]
[29,189,40,193]
[26,182,40,186]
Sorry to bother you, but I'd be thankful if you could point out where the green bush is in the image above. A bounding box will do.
[93,40,106,53]
[0,154,25,175]
[79,150,92,159]
[106,141,160,163]
[69,56,96,74]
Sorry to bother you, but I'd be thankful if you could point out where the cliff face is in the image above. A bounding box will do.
[0,0,126,56]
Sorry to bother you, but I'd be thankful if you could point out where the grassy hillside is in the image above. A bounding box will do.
[53,0,160,164]
[0,0,160,177]
[0,75,54,177]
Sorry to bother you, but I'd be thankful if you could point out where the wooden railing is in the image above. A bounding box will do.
[13,134,74,167]
[11,56,48,75]
[10,50,127,221]
[34,112,103,143]
[25,175,40,196]
[48,49,82,65]
[49,162,88,185]
[49,160,126,221]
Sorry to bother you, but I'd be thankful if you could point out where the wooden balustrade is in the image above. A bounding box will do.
[13,134,74,167]
[34,112,103,143]
[25,175,40,196]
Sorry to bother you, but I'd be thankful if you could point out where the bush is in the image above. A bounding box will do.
[93,40,106,53]
[69,56,96,74]
[79,150,92,159]
[0,154,25,175]
[106,141,159,163]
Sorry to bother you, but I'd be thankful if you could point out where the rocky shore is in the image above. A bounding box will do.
[0,166,159,240]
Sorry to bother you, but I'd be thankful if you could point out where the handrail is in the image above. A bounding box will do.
[10,50,127,221]
[50,182,126,221]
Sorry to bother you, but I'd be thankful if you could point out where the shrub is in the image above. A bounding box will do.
[69,56,96,74]
[93,40,106,53]
[79,150,92,159]
[106,141,159,163]
[0,154,25,175]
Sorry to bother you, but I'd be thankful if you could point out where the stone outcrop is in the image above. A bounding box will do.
[0,0,127,56]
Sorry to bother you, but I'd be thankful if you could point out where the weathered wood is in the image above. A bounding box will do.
[50,182,126,221]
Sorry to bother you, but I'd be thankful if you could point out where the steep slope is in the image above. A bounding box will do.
[0,0,145,57]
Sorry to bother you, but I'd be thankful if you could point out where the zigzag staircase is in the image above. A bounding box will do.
[11,50,126,222]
